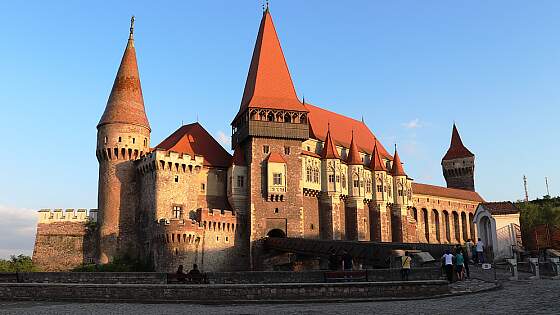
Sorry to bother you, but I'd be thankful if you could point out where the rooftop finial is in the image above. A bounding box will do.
[302,94,305,104]
[265,0,269,11]
[129,15,135,39]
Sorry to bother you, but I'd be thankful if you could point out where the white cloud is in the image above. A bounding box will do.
[0,205,37,259]
[216,131,231,149]
[402,118,422,129]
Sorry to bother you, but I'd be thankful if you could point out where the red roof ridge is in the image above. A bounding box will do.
[232,146,246,166]
[155,122,232,168]
[234,10,307,122]
[442,123,474,161]
[346,130,362,165]
[267,151,286,163]
[301,150,321,158]
[412,182,485,203]
[370,143,387,171]
[98,22,150,130]
[321,125,340,159]
[391,146,407,176]
[304,102,392,160]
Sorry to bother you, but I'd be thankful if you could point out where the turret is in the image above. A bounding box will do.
[390,146,412,242]
[321,126,342,193]
[228,147,248,214]
[96,17,151,263]
[442,123,475,191]
[370,142,388,202]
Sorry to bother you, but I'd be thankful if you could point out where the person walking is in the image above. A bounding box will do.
[462,246,471,279]
[455,250,465,281]
[466,239,474,264]
[342,250,353,271]
[401,251,412,281]
[476,238,485,264]
[442,250,454,282]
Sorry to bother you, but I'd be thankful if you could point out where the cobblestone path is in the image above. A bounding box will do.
[1,279,558,315]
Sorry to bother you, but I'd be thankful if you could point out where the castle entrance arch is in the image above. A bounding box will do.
[267,229,286,238]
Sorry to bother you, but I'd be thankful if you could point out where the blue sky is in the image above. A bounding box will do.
[0,1,559,256]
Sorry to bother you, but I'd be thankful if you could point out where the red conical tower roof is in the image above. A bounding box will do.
[370,143,387,171]
[232,146,247,166]
[321,125,340,159]
[442,123,474,161]
[233,9,307,121]
[346,131,362,165]
[391,146,407,176]
[98,17,150,130]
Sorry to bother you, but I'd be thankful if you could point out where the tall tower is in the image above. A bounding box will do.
[442,124,475,191]
[96,17,151,263]
[231,8,309,268]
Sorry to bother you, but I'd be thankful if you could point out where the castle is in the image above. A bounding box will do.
[33,10,484,272]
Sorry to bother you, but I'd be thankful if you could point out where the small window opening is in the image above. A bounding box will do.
[104,136,108,144]
[310,224,314,230]
[201,183,206,191]
[118,137,122,142]
[274,208,279,214]
[284,146,290,155]
[132,138,135,144]
[263,145,270,154]
[174,175,179,183]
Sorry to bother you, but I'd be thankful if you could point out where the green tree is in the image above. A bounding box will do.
[0,255,39,272]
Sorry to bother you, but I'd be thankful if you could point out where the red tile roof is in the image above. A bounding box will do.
[305,103,391,160]
[391,148,407,176]
[346,131,362,165]
[302,150,321,158]
[480,202,520,215]
[231,147,246,166]
[412,182,485,202]
[267,151,286,163]
[234,10,307,122]
[442,123,474,161]
[98,34,150,130]
[155,123,232,168]
[320,126,340,159]
[370,143,387,171]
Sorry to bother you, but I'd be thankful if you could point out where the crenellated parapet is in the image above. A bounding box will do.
[198,208,238,233]
[37,209,98,224]
[154,218,204,246]
[137,149,204,175]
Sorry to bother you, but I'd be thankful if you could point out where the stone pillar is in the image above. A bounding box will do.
[319,194,343,240]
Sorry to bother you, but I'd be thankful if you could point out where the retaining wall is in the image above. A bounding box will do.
[0,268,442,285]
[0,280,449,303]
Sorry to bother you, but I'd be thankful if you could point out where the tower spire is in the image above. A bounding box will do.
[233,7,307,122]
[391,145,407,176]
[98,17,150,130]
[442,123,473,161]
[346,130,361,165]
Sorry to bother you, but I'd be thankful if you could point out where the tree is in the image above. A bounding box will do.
[0,255,39,272]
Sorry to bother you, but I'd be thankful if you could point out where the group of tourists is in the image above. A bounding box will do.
[176,263,205,283]
[441,238,486,282]
[328,249,354,271]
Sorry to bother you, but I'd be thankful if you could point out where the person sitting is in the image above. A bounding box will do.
[187,264,203,284]
[176,264,187,283]
[341,250,353,271]
[328,249,339,271]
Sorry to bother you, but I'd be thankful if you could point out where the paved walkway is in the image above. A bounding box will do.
[1,278,558,314]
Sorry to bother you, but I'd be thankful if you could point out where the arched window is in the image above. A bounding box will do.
[306,166,312,182]
[267,112,274,121]
[284,114,291,123]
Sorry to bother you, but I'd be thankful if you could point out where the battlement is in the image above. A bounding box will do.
[37,209,98,224]
[137,149,204,175]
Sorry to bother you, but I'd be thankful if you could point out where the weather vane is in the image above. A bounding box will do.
[129,15,135,39]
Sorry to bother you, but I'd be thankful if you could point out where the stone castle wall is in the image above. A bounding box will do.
[32,209,98,271]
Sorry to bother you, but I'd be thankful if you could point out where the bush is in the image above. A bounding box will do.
[72,255,153,272]
[516,196,560,230]
[0,255,39,272]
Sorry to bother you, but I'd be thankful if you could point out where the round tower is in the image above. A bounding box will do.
[442,123,475,191]
[96,17,151,263]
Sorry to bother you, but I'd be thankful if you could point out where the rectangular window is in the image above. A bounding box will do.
[353,180,360,188]
[284,146,290,155]
[336,175,340,183]
[273,173,282,185]
[263,145,270,154]
[201,183,206,192]
[328,174,335,183]
[398,189,404,197]
[377,185,383,193]
[237,176,244,188]
[173,206,182,219]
